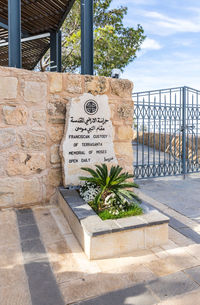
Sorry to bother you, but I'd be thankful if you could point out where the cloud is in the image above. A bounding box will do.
[142,11,200,35]
[141,38,162,50]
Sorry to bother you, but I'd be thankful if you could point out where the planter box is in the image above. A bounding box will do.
[58,187,169,260]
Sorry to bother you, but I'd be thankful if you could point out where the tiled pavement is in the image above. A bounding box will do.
[2,201,200,305]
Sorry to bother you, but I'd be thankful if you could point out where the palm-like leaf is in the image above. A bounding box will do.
[80,164,140,210]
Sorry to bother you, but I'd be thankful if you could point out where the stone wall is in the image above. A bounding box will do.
[0,67,134,208]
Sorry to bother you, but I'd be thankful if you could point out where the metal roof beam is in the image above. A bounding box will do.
[0,15,30,38]
[0,32,50,48]
[0,21,8,30]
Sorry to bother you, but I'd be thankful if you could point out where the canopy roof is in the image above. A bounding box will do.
[0,0,75,69]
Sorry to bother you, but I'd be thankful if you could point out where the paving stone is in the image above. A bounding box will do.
[73,283,158,305]
[0,282,32,305]
[16,209,36,226]
[0,209,16,224]
[175,227,200,244]
[34,209,63,244]
[0,222,19,247]
[168,217,187,229]
[0,244,23,268]
[184,266,200,285]
[25,261,65,305]
[46,240,83,284]
[50,208,72,235]
[137,177,200,221]
[157,288,200,305]
[21,238,47,263]
[19,224,40,241]
[147,271,199,300]
[0,264,27,288]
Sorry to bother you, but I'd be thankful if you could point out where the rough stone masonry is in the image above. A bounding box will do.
[0,67,134,208]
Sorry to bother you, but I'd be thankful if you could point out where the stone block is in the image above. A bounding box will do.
[145,224,168,248]
[90,228,145,260]
[32,110,46,129]
[48,125,64,143]
[85,75,109,95]
[110,79,133,98]
[114,141,133,157]
[47,101,66,118]
[3,105,28,125]
[20,132,46,150]
[7,152,46,176]
[47,101,66,124]
[64,74,83,94]
[117,105,133,119]
[0,128,16,150]
[49,73,63,93]
[0,76,18,99]
[50,144,61,164]
[117,125,133,141]
[47,169,62,187]
[24,81,47,103]
[0,177,42,207]
[0,154,7,176]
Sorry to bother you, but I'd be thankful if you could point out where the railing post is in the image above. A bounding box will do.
[182,86,187,177]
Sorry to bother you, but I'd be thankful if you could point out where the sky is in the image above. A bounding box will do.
[112,0,200,93]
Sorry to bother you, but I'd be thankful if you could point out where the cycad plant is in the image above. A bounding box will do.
[80,164,141,211]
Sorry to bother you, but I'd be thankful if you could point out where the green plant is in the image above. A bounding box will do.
[39,0,145,74]
[80,164,141,211]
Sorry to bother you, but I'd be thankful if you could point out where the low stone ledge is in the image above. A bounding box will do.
[58,187,169,259]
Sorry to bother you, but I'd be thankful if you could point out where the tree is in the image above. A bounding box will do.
[40,0,146,76]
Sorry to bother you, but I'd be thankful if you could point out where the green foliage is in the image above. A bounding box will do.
[80,164,141,211]
[99,205,143,220]
[61,0,146,75]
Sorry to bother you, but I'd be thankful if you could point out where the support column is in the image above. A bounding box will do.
[81,0,94,75]
[50,31,62,72]
[8,0,22,68]
[81,0,85,74]
[57,30,62,72]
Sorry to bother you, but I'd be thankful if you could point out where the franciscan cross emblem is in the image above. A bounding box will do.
[84,100,99,115]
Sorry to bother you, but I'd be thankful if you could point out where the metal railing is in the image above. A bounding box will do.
[133,86,200,179]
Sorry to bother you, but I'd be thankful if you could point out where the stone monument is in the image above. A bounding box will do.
[60,93,117,186]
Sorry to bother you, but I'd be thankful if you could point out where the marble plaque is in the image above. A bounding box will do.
[60,93,117,186]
